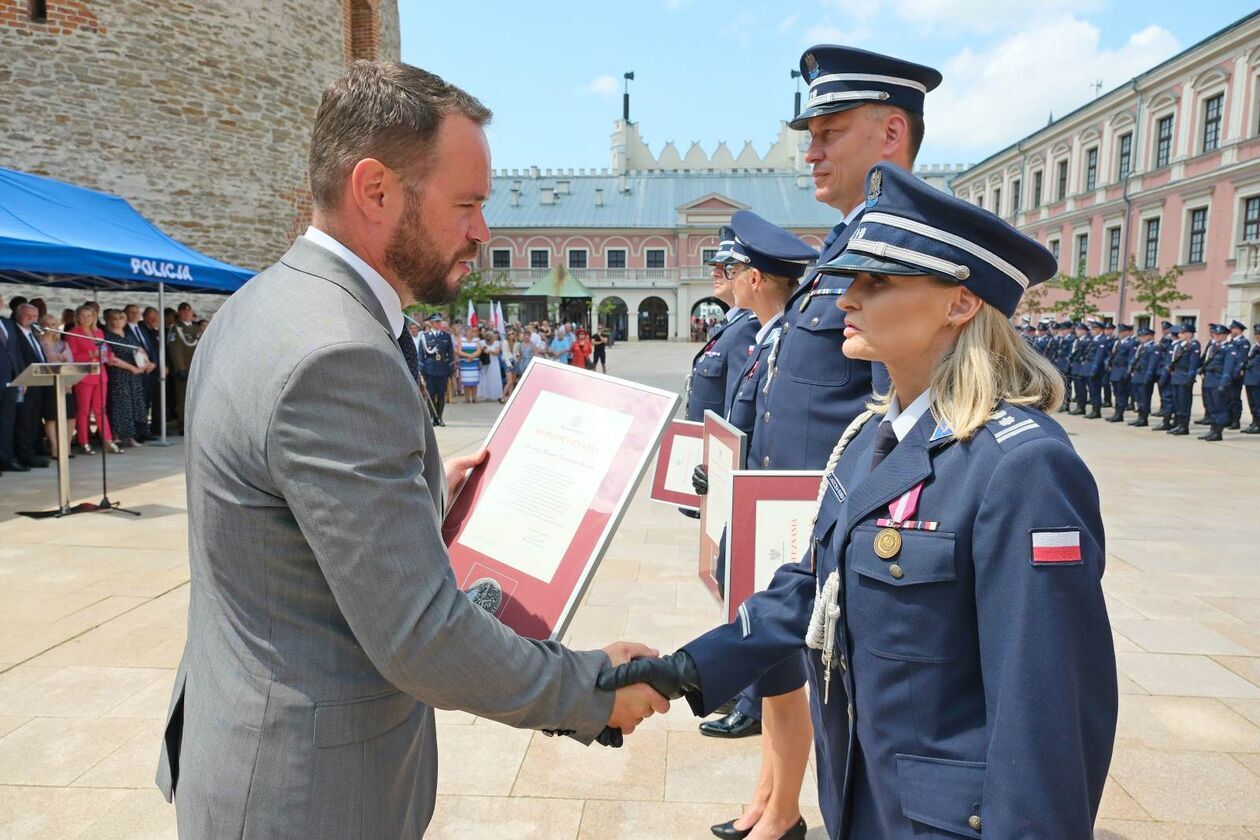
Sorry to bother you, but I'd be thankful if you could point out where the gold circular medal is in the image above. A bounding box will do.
[874,528,902,559]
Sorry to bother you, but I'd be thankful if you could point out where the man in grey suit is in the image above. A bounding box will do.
[157,61,667,839]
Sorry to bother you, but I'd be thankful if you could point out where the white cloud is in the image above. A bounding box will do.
[892,0,1103,34]
[585,75,619,98]
[778,13,800,34]
[662,0,688,9]
[723,11,758,47]
[924,16,1179,157]
[802,22,873,45]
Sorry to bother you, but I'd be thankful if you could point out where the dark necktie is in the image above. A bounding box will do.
[870,421,899,470]
[398,329,419,381]
[28,332,44,362]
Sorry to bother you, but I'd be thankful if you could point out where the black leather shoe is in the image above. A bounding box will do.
[1228,421,1240,430]
[1152,419,1171,431]
[1170,426,1189,436]
[1132,416,1149,427]
[0,461,29,472]
[1244,424,1260,434]
[1194,417,1210,425]
[699,710,761,738]
[778,818,807,840]
[710,819,752,840]
[1201,426,1223,441]
[21,457,49,468]
[1105,413,1124,422]
[1085,410,1102,419]
[1069,408,1085,416]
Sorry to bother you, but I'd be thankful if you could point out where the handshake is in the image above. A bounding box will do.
[595,642,702,747]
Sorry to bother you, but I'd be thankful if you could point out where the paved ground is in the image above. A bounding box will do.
[0,340,1258,839]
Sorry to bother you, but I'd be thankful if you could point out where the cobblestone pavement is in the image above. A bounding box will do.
[0,340,1258,839]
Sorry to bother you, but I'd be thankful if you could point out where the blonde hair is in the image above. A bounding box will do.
[870,303,1064,440]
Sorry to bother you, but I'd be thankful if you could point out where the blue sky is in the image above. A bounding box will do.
[399,1,1257,171]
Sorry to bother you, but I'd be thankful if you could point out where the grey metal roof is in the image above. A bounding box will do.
[485,172,837,230]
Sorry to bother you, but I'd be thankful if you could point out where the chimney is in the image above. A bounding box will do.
[509,186,520,207]
[540,187,555,205]
[556,179,570,195]
[529,165,539,179]
[594,188,604,207]
[619,173,630,194]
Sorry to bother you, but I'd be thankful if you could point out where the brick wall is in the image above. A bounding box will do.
[0,0,400,276]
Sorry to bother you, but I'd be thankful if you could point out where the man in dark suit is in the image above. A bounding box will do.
[12,303,51,468]
[0,294,27,474]
[138,307,164,437]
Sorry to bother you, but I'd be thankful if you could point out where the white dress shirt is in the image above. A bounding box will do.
[303,226,404,339]
[882,387,933,442]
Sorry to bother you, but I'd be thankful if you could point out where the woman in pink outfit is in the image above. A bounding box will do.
[66,305,120,454]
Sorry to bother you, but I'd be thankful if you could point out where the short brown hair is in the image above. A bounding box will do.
[309,61,492,211]
[868,104,925,164]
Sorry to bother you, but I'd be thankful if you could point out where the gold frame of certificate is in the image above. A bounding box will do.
[724,471,823,624]
[697,410,746,605]
[442,358,679,640]
[648,419,705,510]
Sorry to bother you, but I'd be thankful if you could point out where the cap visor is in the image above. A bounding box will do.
[816,251,932,278]
[787,100,863,130]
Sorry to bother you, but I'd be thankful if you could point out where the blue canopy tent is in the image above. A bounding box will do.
[0,166,257,443]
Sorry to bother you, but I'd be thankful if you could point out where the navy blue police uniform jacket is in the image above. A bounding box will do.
[1231,335,1251,378]
[1054,335,1075,373]
[685,310,761,422]
[1202,341,1237,390]
[727,317,781,440]
[1245,343,1260,387]
[1156,336,1175,380]
[751,218,886,471]
[1109,336,1136,382]
[418,331,455,377]
[1130,341,1159,383]
[680,403,1117,839]
[1170,340,1201,384]
[1068,336,1092,376]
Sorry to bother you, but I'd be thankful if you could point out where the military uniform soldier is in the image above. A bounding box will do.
[1199,323,1238,442]
[1243,323,1260,434]
[1105,323,1135,422]
[168,303,203,434]
[1128,327,1159,426]
[1228,319,1250,429]
[1167,323,1200,436]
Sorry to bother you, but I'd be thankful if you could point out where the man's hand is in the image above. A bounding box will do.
[602,640,658,667]
[596,651,702,700]
[444,448,488,500]
[604,682,670,743]
[692,464,709,496]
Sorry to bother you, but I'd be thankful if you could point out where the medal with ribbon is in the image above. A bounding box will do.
[872,482,939,562]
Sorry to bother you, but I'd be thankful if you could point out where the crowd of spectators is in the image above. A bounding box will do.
[0,292,207,477]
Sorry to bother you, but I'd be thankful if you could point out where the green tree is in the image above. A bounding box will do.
[408,269,515,320]
[1046,271,1119,321]
[1125,258,1189,320]
[1016,283,1049,322]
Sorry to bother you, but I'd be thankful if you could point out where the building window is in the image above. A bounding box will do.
[701,248,717,264]
[1117,132,1132,180]
[1075,233,1088,277]
[1186,208,1207,264]
[1084,147,1098,191]
[1134,314,1151,332]
[645,249,666,269]
[1202,94,1223,153]
[567,249,588,269]
[1056,159,1069,202]
[1106,227,1121,273]
[1244,197,1260,241]
[530,249,549,270]
[491,249,511,269]
[1143,218,1160,269]
[993,188,1001,217]
[1010,179,1021,216]
[1155,115,1174,167]
[1032,170,1043,207]
[606,248,627,269]
[976,193,984,209]
[27,0,47,22]
[1048,238,1061,266]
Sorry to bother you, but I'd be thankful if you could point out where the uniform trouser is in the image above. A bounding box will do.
[1134,381,1155,414]
[1058,371,1072,406]
[1073,375,1088,409]
[1247,384,1260,423]
[1110,378,1131,413]
[1230,381,1244,423]
[1204,385,1230,426]
[1102,378,1113,404]
[1158,380,1174,416]
[422,374,449,420]
[1088,374,1103,411]
[1174,382,1194,424]
[734,653,809,721]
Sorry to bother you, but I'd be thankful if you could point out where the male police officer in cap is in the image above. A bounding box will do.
[696,44,942,746]
[1129,327,1159,426]
[1167,323,1200,435]
[1100,321,1117,408]
[1105,324,1135,422]
[1054,321,1075,410]
[1199,323,1237,441]
[1152,320,1177,430]
[1244,323,1260,434]
[419,313,455,426]
[1228,319,1250,428]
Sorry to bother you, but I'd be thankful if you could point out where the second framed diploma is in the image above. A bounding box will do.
[698,410,746,604]
[649,419,704,510]
[725,471,823,624]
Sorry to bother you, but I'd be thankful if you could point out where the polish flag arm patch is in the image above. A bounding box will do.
[1030,528,1083,565]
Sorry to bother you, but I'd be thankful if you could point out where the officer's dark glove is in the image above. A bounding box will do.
[595,727,623,748]
[596,650,701,700]
[692,464,709,496]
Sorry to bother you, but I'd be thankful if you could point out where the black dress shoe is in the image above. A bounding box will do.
[778,818,807,840]
[699,710,761,738]
[0,461,29,472]
[1201,426,1223,441]
[710,819,752,840]
[1170,426,1189,436]
[1228,421,1241,430]
[1244,424,1260,434]
[1194,417,1210,425]
[21,457,49,468]
[1085,410,1102,419]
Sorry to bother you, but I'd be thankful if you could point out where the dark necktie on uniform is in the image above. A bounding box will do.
[870,421,899,470]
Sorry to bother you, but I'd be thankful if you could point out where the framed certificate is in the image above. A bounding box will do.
[649,419,704,510]
[443,358,679,640]
[697,410,746,604]
[725,471,823,624]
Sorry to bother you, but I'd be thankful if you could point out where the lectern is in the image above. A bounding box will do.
[11,362,97,518]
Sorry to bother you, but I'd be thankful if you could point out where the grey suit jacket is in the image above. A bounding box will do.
[157,238,613,839]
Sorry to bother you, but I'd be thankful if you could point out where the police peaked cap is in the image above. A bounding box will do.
[706,226,737,266]
[790,45,942,130]
[817,163,1058,318]
[727,210,819,280]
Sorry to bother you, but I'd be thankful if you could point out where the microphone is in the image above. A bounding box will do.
[30,323,45,336]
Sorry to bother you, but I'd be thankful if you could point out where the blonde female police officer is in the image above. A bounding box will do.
[600,163,1118,839]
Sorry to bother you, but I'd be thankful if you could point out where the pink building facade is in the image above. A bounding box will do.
[950,11,1260,330]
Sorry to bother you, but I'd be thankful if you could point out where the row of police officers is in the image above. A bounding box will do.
[1027,317,1260,441]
